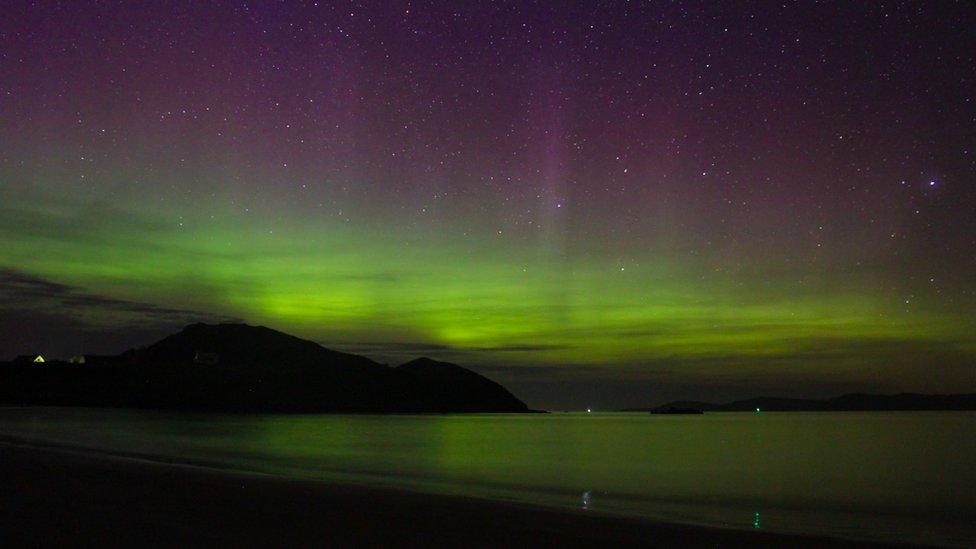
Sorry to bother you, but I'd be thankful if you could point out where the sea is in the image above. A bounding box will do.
[0,408,973,547]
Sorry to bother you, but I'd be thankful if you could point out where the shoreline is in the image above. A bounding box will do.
[0,440,910,548]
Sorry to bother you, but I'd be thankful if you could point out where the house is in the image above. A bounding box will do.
[12,355,46,364]
[193,351,219,365]
[69,355,87,364]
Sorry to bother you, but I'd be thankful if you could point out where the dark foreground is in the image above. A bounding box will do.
[0,443,906,548]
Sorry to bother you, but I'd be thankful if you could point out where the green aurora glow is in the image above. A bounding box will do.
[3,180,973,406]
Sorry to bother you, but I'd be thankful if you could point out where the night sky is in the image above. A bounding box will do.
[2,2,974,409]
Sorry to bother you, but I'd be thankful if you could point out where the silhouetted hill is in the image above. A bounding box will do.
[0,323,530,413]
[397,358,529,412]
[624,393,976,412]
[137,323,389,374]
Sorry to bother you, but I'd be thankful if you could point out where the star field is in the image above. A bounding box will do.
[1,1,974,408]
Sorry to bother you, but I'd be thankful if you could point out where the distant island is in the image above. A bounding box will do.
[626,393,976,413]
[0,323,531,413]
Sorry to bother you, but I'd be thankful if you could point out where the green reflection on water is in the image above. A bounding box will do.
[0,409,974,547]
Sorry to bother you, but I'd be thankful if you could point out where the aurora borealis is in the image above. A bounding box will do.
[1,2,974,408]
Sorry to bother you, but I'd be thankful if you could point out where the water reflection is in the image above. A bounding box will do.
[0,410,974,547]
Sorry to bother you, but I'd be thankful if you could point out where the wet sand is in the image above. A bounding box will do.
[0,442,905,548]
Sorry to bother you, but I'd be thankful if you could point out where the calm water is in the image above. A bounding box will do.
[0,408,973,546]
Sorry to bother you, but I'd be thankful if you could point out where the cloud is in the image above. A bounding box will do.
[0,268,222,323]
[331,341,574,361]
[474,344,575,352]
[0,269,76,298]
[334,341,456,354]
[0,267,236,358]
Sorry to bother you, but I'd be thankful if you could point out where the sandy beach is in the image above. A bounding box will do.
[0,441,908,548]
